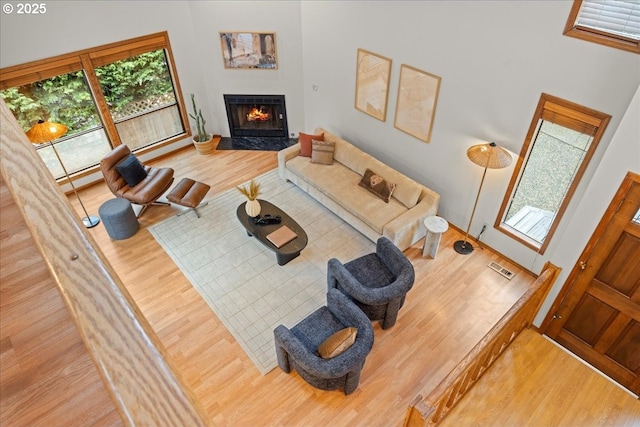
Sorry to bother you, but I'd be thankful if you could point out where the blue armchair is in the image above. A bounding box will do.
[274,288,374,395]
[328,237,415,329]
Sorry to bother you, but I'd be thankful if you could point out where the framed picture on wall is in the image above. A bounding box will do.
[394,64,441,143]
[354,48,392,121]
[219,32,277,69]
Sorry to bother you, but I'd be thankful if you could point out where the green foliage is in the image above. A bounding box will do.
[1,72,99,132]
[0,49,174,134]
[95,50,173,113]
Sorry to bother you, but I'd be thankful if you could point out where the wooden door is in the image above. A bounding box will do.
[544,172,640,395]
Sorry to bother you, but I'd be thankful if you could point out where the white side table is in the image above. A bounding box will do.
[423,216,449,258]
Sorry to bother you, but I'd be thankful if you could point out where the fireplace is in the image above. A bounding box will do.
[224,94,288,138]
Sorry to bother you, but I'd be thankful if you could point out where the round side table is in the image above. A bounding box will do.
[423,216,449,259]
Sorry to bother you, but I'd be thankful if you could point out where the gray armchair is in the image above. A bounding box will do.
[274,288,374,395]
[328,237,415,329]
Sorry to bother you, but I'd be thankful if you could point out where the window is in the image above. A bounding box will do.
[0,32,190,180]
[564,0,640,54]
[1,71,111,178]
[95,49,184,151]
[495,93,611,254]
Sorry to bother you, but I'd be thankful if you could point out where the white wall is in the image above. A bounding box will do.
[299,2,640,273]
[186,1,305,137]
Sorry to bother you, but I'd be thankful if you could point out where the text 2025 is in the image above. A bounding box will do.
[17,3,47,14]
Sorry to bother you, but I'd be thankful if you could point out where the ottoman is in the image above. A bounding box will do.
[167,178,211,218]
[99,198,139,240]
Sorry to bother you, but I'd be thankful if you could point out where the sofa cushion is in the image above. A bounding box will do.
[311,140,335,165]
[320,130,370,175]
[366,163,422,209]
[316,128,423,209]
[286,157,407,234]
[299,132,324,157]
[318,327,357,359]
[359,168,396,203]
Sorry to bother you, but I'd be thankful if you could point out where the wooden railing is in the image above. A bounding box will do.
[0,101,211,424]
[404,261,561,427]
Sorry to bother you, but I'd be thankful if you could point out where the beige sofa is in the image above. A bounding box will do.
[278,128,440,251]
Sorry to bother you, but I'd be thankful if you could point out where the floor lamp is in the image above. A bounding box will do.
[454,142,512,255]
[26,120,100,228]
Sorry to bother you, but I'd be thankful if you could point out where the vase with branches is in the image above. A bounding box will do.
[237,179,262,217]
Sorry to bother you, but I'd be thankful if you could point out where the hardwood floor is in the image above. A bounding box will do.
[3,146,637,426]
[75,147,533,425]
[0,176,122,427]
[440,329,640,427]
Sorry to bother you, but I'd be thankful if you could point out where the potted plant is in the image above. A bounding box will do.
[237,178,262,217]
[189,94,215,155]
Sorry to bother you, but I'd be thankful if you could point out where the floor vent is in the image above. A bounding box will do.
[488,261,515,280]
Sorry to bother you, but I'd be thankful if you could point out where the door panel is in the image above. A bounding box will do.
[607,321,640,372]
[563,294,617,345]
[598,231,640,296]
[545,174,640,395]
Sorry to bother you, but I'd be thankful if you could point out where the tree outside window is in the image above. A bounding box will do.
[0,32,189,181]
[1,71,110,178]
[95,49,184,151]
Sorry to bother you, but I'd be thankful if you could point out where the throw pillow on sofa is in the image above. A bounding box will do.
[311,140,335,165]
[299,132,324,157]
[318,327,358,359]
[115,153,147,187]
[359,168,396,203]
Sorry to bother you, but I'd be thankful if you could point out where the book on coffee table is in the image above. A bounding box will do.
[266,225,297,248]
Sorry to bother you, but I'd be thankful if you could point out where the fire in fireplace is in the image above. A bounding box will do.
[247,106,271,122]
[224,94,288,138]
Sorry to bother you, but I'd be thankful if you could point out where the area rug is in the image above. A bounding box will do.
[148,169,375,374]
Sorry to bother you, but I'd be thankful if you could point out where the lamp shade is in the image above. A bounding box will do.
[466,142,512,169]
[26,119,68,144]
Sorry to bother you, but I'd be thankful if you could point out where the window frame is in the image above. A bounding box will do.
[564,0,640,54]
[0,32,192,181]
[494,93,611,254]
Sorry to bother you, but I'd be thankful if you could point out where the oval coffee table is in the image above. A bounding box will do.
[236,199,308,266]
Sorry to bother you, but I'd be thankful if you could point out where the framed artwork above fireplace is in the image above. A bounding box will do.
[219,32,277,69]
